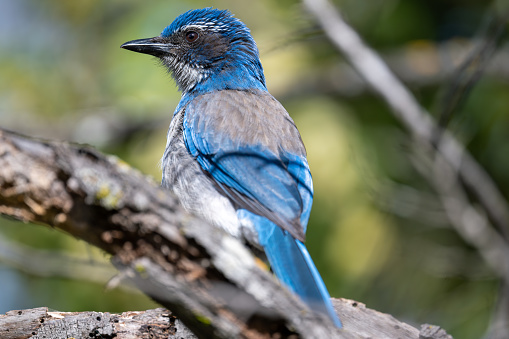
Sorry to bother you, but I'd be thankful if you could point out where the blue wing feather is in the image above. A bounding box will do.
[183,90,310,241]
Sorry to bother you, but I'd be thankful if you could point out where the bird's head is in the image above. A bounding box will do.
[121,8,266,93]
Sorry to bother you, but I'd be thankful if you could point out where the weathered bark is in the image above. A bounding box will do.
[0,127,344,338]
[0,303,452,339]
[0,307,195,339]
[0,128,452,338]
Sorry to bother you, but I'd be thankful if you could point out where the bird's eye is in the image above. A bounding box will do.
[185,31,199,43]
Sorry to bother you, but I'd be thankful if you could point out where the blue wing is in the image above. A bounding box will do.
[182,89,341,326]
[183,89,312,241]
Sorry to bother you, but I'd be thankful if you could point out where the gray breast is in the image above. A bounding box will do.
[161,107,244,239]
[161,108,192,189]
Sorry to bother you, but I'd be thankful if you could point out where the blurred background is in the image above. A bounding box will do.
[1,0,509,338]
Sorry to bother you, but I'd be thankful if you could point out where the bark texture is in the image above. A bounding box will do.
[0,128,452,338]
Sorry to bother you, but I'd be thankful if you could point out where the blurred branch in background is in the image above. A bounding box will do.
[283,40,509,99]
[0,234,112,281]
[435,5,509,130]
[410,141,509,339]
[0,108,167,150]
[0,233,143,292]
[303,0,509,337]
[373,181,450,226]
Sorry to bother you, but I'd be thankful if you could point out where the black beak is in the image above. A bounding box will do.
[121,37,174,57]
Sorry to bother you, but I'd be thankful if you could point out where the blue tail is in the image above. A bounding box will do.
[257,219,342,327]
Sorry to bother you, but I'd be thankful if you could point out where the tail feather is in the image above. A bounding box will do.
[261,222,342,327]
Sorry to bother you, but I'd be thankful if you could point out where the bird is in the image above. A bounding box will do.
[121,7,342,327]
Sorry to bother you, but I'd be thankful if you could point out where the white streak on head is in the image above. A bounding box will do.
[176,22,230,34]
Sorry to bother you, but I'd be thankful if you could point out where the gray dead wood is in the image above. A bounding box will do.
[0,128,452,339]
[0,307,194,339]
[0,303,452,339]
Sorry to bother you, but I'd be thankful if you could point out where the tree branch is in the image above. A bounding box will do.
[0,127,455,338]
[0,127,343,338]
[0,302,452,339]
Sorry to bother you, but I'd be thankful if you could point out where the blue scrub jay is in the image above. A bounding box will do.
[121,8,341,327]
